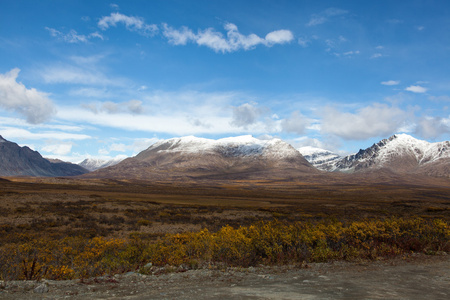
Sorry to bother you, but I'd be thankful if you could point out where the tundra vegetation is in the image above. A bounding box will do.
[0,177,448,280]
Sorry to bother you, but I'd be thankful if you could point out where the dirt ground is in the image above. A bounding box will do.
[1,254,448,299]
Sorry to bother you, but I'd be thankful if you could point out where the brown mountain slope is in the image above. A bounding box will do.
[84,136,318,180]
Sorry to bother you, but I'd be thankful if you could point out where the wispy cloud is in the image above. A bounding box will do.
[405,85,428,93]
[82,100,144,115]
[0,68,56,124]
[370,53,383,59]
[306,8,348,27]
[98,12,158,36]
[0,126,91,141]
[381,80,400,86]
[163,22,294,53]
[45,27,103,43]
[40,65,117,86]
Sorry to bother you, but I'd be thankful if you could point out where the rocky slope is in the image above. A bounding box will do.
[298,146,341,171]
[317,134,449,177]
[85,135,318,180]
[0,135,88,177]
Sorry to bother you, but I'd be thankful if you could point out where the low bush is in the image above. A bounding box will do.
[0,217,448,280]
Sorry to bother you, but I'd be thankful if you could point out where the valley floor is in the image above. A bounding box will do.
[0,175,449,298]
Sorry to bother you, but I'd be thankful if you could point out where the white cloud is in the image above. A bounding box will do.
[416,26,425,31]
[162,23,196,45]
[109,143,127,152]
[45,27,103,43]
[281,111,310,134]
[298,37,310,48]
[371,53,382,59]
[0,126,91,141]
[321,104,410,140]
[230,103,262,128]
[40,65,119,86]
[127,100,144,114]
[0,68,56,124]
[83,100,144,115]
[342,50,360,56]
[405,85,428,93]
[41,143,73,155]
[98,12,158,36]
[381,80,400,86]
[429,95,450,102]
[163,22,293,53]
[264,29,294,45]
[306,8,348,27]
[414,116,450,139]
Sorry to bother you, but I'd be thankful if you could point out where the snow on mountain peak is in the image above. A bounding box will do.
[313,133,450,173]
[146,135,299,158]
[298,146,341,170]
[79,156,126,171]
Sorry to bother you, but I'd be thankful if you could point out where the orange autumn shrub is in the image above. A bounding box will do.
[0,217,448,280]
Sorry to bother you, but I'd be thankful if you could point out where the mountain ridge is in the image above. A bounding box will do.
[301,134,449,177]
[84,135,318,180]
[0,135,88,177]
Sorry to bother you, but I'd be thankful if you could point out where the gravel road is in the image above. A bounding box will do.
[1,254,448,299]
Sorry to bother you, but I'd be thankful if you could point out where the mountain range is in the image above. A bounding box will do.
[299,134,449,178]
[83,135,317,180]
[0,134,448,179]
[0,135,88,177]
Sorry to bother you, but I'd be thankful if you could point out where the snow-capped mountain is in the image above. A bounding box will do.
[85,135,318,180]
[0,135,88,177]
[320,134,449,177]
[78,157,126,171]
[298,146,341,171]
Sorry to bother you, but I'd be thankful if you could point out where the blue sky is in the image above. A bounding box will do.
[1,0,449,162]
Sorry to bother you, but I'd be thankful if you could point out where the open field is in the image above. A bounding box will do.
[0,175,449,282]
[1,175,449,238]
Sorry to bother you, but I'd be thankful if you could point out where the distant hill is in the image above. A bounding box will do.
[0,135,88,177]
[303,134,449,178]
[78,157,125,171]
[84,135,318,180]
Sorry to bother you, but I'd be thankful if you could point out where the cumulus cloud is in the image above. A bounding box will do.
[405,85,428,93]
[45,27,103,43]
[163,22,293,53]
[306,8,348,27]
[0,68,56,124]
[321,104,410,140]
[414,116,450,139]
[281,111,310,134]
[381,80,400,86]
[230,103,262,128]
[98,12,158,36]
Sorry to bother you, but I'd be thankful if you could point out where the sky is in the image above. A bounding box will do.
[1,0,450,163]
